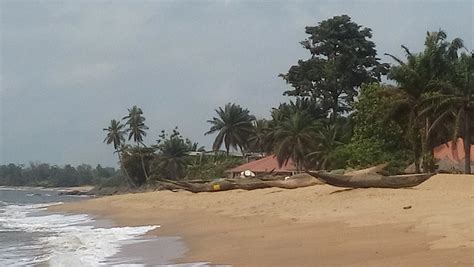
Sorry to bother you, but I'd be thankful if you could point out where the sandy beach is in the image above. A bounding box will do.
[50,174,474,266]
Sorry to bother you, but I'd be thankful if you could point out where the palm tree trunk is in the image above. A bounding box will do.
[239,145,248,162]
[464,110,472,174]
[413,148,421,174]
[421,118,436,173]
[409,127,421,173]
[117,152,135,188]
[137,142,149,181]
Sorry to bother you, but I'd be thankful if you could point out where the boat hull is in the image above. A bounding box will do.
[306,172,435,189]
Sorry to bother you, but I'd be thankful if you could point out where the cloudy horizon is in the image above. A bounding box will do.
[1,0,472,167]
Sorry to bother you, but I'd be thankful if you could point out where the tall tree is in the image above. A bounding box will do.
[205,103,255,155]
[280,15,389,119]
[123,106,150,180]
[103,119,134,186]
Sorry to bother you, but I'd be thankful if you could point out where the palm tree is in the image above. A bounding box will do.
[380,87,423,172]
[447,52,473,174]
[307,124,345,170]
[271,97,327,123]
[103,119,134,186]
[271,112,318,170]
[186,140,206,152]
[421,52,473,173]
[155,137,189,180]
[384,30,464,172]
[123,106,150,180]
[460,53,473,174]
[247,119,271,154]
[205,103,255,155]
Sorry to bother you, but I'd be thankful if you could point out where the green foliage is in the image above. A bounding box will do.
[205,103,255,154]
[186,154,244,180]
[271,112,319,169]
[307,121,349,170]
[103,119,132,186]
[0,162,122,187]
[271,98,327,123]
[123,105,150,179]
[385,30,468,172]
[103,120,126,151]
[123,106,149,144]
[280,15,389,118]
[121,146,154,186]
[151,128,190,180]
[344,83,411,168]
[246,119,271,153]
[324,145,352,170]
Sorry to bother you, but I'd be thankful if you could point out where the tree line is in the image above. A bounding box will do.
[0,163,121,187]
[203,16,473,175]
[103,106,245,187]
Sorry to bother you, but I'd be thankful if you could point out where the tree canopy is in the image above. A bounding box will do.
[280,15,389,118]
[205,103,255,155]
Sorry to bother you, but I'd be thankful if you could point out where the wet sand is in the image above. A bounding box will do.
[50,174,474,266]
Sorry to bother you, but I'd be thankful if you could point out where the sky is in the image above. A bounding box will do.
[0,0,472,167]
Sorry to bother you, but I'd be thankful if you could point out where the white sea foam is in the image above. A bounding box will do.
[0,202,159,266]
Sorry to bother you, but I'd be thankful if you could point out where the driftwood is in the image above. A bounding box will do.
[156,175,321,193]
[306,171,435,189]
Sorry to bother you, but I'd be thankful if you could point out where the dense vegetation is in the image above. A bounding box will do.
[0,163,123,187]
[1,15,472,188]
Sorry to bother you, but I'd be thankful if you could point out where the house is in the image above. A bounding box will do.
[405,138,474,173]
[227,155,299,178]
[433,138,474,173]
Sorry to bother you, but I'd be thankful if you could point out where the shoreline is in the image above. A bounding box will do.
[46,205,187,266]
[50,174,474,266]
[0,185,94,193]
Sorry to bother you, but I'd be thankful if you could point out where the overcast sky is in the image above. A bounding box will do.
[1,0,472,167]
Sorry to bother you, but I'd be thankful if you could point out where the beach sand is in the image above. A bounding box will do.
[50,174,474,266]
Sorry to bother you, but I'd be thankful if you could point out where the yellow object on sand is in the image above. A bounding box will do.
[213,184,221,191]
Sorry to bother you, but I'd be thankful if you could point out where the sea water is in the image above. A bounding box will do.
[0,187,159,266]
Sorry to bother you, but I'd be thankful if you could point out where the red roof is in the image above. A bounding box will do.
[228,155,297,173]
[434,138,474,163]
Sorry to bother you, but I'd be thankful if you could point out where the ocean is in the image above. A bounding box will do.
[0,187,163,266]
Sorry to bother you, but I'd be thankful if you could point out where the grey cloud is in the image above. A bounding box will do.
[0,0,472,166]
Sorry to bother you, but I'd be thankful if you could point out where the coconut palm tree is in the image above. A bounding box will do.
[271,112,318,170]
[103,119,134,186]
[155,137,189,180]
[123,106,150,180]
[205,103,255,155]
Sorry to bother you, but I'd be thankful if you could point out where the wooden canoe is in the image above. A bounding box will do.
[306,171,435,189]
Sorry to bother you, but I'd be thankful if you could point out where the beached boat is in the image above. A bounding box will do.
[306,171,435,189]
